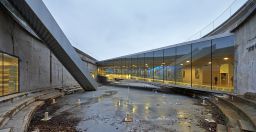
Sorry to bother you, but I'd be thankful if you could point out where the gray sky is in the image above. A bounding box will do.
[42,0,246,61]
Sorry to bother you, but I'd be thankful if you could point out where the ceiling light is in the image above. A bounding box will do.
[186,60,190,63]
[180,64,183,66]
[224,57,229,60]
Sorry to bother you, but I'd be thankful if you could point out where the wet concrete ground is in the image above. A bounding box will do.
[30,85,219,132]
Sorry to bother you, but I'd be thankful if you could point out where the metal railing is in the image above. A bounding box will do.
[186,0,248,41]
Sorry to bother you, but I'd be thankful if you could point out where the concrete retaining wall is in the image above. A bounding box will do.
[234,12,256,94]
[0,7,96,92]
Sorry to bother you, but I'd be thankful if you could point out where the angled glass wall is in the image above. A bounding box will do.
[212,36,234,92]
[137,54,145,80]
[175,45,191,87]
[154,50,164,82]
[145,52,154,82]
[125,56,131,79]
[98,35,234,93]
[164,48,176,84]
[192,41,212,90]
[131,55,137,79]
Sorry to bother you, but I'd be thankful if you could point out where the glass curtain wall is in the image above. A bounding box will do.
[164,48,176,84]
[154,50,164,82]
[131,56,137,79]
[0,53,19,96]
[192,41,212,90]
[144,52,154,82]
[121,58,126,79]
[98,35,234,93]
[212,36,234,92]
[137,54,145,80]
[125,56,131,79]
[175,45,192,87]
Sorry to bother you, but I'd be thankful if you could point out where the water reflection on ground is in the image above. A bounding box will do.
[58,86,207,132]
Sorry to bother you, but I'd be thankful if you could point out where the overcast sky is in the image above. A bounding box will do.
[42,0,246,61]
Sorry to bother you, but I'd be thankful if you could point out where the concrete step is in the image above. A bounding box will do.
[0,128,12,132]
[228,127,241,132]
[238,120,255,132]
[33,89,58,100]
[217,124,227,132]
[3,101,44,132]
[216,96,256,131]
[65,88,82,95]
[37,91,63,101]
[0,93,27,104]
[0,97,35,128]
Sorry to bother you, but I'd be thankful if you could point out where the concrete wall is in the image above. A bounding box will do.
[0,7,96,92]
[234,12,256,94]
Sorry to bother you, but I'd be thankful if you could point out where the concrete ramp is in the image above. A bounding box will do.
[4,0,97,90]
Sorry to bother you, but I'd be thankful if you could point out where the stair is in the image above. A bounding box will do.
[3,101,44,132]
[0,93,27,104]
[0,89,65,132]
[56,85,82,95]
[0,97,35,127]
[0,128,12,132]
[217,124,227,132]
[37,91,63,101]
[211,94,256,132]
[238,120,255,132]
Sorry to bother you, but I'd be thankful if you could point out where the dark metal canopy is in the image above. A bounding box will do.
[7,0,97,90]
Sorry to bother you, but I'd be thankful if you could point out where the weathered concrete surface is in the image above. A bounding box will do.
[0,6,97,93]
[29,85,222,132]
[6,0,97,90]
[234,7,256,94]
[3,101,44,132]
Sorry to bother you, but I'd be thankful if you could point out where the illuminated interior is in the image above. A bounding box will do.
[0,53,19,96]
[98,35,234,92]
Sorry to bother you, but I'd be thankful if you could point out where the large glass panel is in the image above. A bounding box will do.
[131,55,137,79]
[192,41,211,90]
[112,59,117,76]
[121,58,125,79]
[126,56,131,79]
[137,54,145,80]
[212,36,234,92]
[144,52,154,82]
[3,54,19,95]
[175,45,191,87]
[154,50,164,82]
[0,53,2,96]
[117,58,122,78]
[164,48,176,84]
[113,59,120,79]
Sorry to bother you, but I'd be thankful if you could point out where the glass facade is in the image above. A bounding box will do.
[192,41,212,90]
[153,50,164,82]
[98,35,235,92]
[175,45,191,87]
[0,53,19,96]
[145,52,154,82]
[164,48,176,84]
